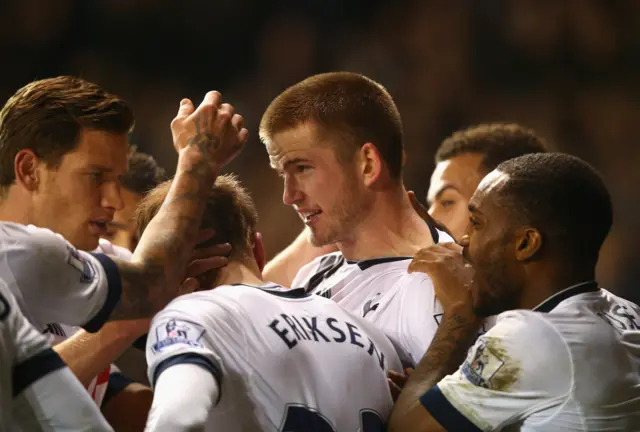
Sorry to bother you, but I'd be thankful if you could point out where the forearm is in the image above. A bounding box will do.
[102,382,153,432]
[146,364,218,431]
[18,365,113,431]
[389,310,480,431]
[109,148,218,321]
[53,320,149,387]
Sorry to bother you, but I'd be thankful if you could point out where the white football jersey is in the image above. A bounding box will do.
[421,282,640,431]
[42,238,133,407]
[291,227,488,366]
[0,222,122,333]
[0,280,112,431]
[146,283,402,431]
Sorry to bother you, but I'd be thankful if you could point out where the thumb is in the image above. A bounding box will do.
[176,98,195,120]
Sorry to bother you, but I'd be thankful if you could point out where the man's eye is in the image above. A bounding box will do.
[89,172,105,184]
[440,199,455,209]
[295,165,311,173]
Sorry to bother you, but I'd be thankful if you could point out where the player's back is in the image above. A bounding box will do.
[147,283,402,431]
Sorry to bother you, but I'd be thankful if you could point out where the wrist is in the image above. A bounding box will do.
[443,303,478,323]
[103,319,150,343]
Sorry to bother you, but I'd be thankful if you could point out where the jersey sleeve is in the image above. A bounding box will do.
[145,295,232,397]
[1,224,122,332]
[419,311,572,431]
[1,283,111,430]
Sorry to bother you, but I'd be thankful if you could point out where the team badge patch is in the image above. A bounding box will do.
[461,340,505,389]
[362,293,382,318]
[67,246,95,282]
[151,318,206,353]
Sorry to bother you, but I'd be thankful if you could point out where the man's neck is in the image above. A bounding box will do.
[337,186,436,261]
[519,262,596,310]
[0,193,33,226]
[214,261,264,288]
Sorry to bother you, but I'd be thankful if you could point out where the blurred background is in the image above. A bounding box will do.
[1,0,638,301]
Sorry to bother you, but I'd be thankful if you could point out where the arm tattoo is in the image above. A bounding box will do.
[391,312,480,421]
[110,116,222,320]
[107,261,161,321]
[187,117,220,155]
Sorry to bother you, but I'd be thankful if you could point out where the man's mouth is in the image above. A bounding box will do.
[299,210,322,224]
[89,220,110,235]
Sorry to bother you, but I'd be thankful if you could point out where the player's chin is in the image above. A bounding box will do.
[78,232,101,252]
[308,229,337,248]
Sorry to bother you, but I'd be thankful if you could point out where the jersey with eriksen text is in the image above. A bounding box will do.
[421,283,640,432]
[291,228,489,366]
[0,280,112,431]
[146,283,402,431]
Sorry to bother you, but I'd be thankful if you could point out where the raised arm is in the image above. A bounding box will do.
[108,93,247,321]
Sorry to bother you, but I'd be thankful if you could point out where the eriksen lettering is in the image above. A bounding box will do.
[268,314,386,369]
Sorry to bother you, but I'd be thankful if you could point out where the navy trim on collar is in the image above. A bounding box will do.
[532,281,599,313]
[427,222,440,244]
[347,256,412,271]
[231,283,312,299]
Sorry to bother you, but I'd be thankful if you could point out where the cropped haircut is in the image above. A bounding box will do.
[0,76,134,195]
[436,123,548,174]
[259,72,404,178]
[495,153,613,265]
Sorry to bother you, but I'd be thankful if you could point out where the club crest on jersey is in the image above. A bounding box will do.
[66,246,95,282]
[362,293,382,318]
[461,340,505,389]
[151,318,206,353]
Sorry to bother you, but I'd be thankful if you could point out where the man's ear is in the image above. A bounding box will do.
[358,142,385,187]
[14,149,41,191]
[252,231,266,272]
[514,227,543,262]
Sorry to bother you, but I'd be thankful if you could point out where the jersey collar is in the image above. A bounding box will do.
[532,281,599,313]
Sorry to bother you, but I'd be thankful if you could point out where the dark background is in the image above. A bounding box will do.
[2,0,638,301]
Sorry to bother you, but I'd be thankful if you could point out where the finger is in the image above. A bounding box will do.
[195,229,217,245]
[201,91,222,109]
[191,243,232,260]
[214,105,233,135]
[440,242,463,254]
[237,128,249,145]
[175,98,195,120]
[408,257,438,274]
[388,378,402,402]
[186,256,229,278]
[387,370,407,386]
[231,113,244,131]
[404,367,415,376]
[179,277,200,296]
